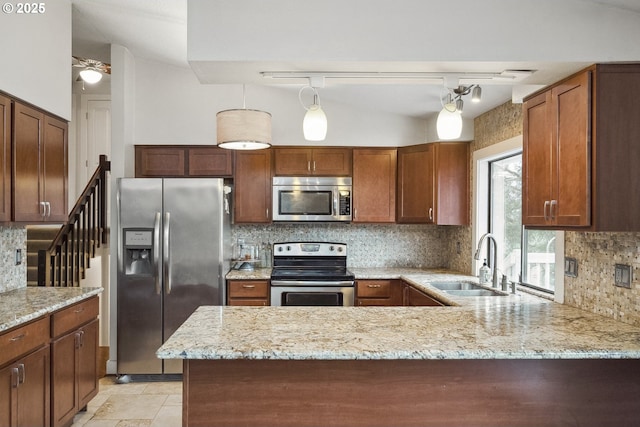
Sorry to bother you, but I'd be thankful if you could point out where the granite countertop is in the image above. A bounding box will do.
[159,269,640,361]
[0,287,103,333]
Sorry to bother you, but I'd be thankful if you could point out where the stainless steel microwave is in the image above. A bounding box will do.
[272,176,352,222]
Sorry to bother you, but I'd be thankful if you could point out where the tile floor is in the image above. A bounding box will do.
[71,377,182,427]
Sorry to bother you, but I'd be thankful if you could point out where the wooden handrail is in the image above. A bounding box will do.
[38,155,111,287]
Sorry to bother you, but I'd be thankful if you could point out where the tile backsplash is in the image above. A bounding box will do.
[0,226,27,293]
[232,223,448,268]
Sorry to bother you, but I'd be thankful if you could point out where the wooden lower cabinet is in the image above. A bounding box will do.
[403,282,445,306]
[227,280,269,306]
[355,280,403,306]
[51,298,99,427]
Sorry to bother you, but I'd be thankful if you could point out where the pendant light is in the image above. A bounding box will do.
[217,85,272,150]
[299,86,327,141]
[79,67,103,84]
[437,93,462,140]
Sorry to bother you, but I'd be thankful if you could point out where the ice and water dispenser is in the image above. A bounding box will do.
[123,229,154,276]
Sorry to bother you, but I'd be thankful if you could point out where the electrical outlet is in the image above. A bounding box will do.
[456,241,461,255]
[15,249,22,265]
[614,264,632,288]
[564,257,578,277]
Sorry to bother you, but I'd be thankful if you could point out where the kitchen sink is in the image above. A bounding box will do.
[429,281,506,297]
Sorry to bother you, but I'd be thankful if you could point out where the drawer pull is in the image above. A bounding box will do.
[74,307,85,313]
[10,333,25,342]
[367,284,382,288]
[242,285,256,289]
[17,363,25,385]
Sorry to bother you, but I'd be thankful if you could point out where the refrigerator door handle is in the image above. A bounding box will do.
[164,212,172,294]
[153,212,161,295]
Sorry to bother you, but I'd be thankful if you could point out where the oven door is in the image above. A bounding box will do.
[270,281,355,306]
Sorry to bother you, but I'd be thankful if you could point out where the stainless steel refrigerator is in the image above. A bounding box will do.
[116,178,231,375]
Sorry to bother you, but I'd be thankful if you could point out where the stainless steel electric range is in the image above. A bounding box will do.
[270,242,355,306]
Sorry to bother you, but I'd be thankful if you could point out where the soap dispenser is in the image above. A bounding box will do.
[479,259,490,285]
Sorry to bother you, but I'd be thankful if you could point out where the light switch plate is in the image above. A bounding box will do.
[564,257,578,277]
[614,264,632,288]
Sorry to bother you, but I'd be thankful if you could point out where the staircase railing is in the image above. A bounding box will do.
[38,155,111,287]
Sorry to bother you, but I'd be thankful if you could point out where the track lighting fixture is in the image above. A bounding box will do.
[299,85,327,141]
[436,84,482,140]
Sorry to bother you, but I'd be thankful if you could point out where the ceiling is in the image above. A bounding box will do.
[71,0,640,121]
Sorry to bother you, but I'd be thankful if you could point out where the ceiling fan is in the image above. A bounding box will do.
[72,56,111,84]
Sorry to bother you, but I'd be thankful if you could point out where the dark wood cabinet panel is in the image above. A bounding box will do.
[135,145,233,177]
[404,284,444,306]
[352,149,396,223]
[227,280,269,306]
[397,143,468,225]
[0,94,10,222]
[12,101,68,223]
[233,150,272,223]
[355,279,403,306]
[523,64,640,231]
[274,148,352,176]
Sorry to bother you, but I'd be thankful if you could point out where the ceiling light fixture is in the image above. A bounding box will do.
[299,85,327,141]
[436,84,482,140]
[216,85,272,150]
[79,66,103,84]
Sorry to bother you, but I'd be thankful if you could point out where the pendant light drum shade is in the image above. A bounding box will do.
[217,109,272,150]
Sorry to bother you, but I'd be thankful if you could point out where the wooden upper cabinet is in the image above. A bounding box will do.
[0,94,10,222]
[274,147,352,176]
[233,149,272,223]
[13,101,68,223]
[352,148,396,223]
[397,142,469,225]
[523,64,640,231]
[135,145,233,177]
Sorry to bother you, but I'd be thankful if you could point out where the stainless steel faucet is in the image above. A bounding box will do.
[474,233,499,288]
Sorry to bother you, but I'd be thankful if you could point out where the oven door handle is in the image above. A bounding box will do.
[271,280,354,287]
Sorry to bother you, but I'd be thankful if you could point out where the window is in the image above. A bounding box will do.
[474,138,561,296]
[488,153,556,293]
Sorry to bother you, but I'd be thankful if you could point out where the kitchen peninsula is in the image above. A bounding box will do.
[158,270,640,427]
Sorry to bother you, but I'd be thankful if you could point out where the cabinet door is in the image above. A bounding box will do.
[187,147,233,177]
[13,102,44,222]
[523,91,553,226]
[135,146,186,177]
[405,285,444,306]
[0,362,17,427]
[43,115,68,222]
[273,148,312,175]
[552,71,591,227]
[234,150,272,223]
[51,331,78,427]
[311,148,352,176]
[353,149,396,223]
[434,143,470,226]
[397,145,434,223]
[16,346,50,427]
[77,319,99,409]
[0,94,10,222]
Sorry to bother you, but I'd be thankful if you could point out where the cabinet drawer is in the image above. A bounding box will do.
[356,280,392,298]
[0,316,50,367]
[228,281,269,298]
[228,299,269,306]
[51,297,99,339]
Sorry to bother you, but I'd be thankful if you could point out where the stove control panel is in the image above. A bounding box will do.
[273,242,347,257]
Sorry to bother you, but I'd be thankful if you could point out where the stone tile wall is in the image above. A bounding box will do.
[0,226,27,293]
[232,223,448,269]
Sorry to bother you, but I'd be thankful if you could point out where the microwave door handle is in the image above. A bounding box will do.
[333,190,338,216]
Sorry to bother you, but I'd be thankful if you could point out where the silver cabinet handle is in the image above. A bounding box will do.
[307,161,311,172]
[242,284,256,289]
[367,284,382,288]
[40,201,46,218]
[11,367,19,388]
[543,201,550,221]
[164,212,171,295]
[550,200,557,220]
[313,161,316,171]
[10,333,25,342]
[46,201,51,217]
[428,207,433,221]
[17,363,25,385]
[153,212,161,295]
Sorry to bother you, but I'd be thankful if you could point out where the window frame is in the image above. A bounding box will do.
[472,135,564,303]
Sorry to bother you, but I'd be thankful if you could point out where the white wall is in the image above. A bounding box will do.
[130,58,425,177]
[0,0,71,119]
